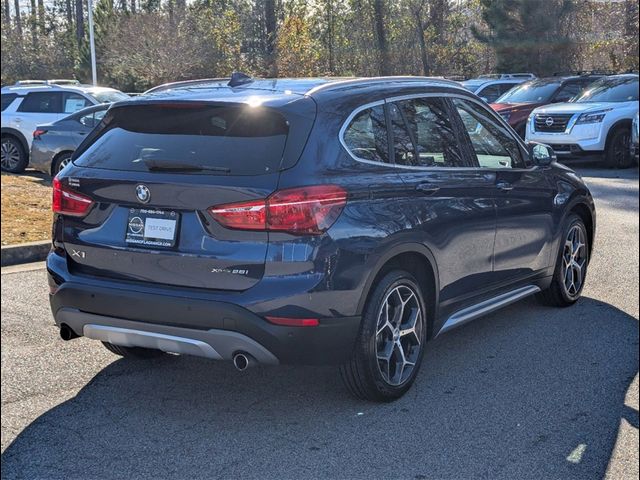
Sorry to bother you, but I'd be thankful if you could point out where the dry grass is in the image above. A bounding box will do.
[1,172,53,245]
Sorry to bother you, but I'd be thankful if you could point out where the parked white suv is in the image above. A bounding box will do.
[1,80,128,172]
[461,73,536,104]
[526,74,639,168]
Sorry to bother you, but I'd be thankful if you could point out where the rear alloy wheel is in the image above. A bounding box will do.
[53,152,73,175]
[538,214,589,307]
[1,136,28,173]
[605,128,632,169]
[340,270,427,401]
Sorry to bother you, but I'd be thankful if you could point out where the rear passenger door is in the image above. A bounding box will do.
[452,98,557,285]
[15,92,64,144]
[386,96,497,319]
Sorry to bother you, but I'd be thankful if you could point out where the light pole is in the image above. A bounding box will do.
[87,0,97,85]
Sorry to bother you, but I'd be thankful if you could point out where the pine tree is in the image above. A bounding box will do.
[473,0,575,75]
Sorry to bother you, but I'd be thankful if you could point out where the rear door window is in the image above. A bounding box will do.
[342,105,389,163]
[63,93,92,114]
[74,103,290,175]
[17,92,63,113]
[389,98,467,168]
[1,94,18,111]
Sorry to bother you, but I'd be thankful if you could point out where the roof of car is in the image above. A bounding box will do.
[0,83,120,95]
[130,76,467,107]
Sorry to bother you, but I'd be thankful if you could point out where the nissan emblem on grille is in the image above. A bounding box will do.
[545,117,555,127]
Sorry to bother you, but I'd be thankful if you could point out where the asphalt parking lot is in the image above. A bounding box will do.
[1,166,638,480]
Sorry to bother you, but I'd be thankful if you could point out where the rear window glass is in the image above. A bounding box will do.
[342,105,389,163]
[1,93,18,111]
[74,104,289,175]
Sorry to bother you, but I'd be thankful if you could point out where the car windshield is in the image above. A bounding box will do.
[574,77,639,103]
[495,81,560,103]
[89,90,130,103]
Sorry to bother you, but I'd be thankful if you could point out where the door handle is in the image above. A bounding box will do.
[416,183,441,195]
[496,181,514,192]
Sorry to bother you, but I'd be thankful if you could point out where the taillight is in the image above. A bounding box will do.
[33,129,47,139]
[52,177,94,217]
[209,185,347,235]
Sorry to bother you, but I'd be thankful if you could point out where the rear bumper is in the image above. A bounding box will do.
[49,274,361,366]
[29,143,55,174]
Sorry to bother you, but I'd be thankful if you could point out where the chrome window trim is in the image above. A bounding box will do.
[339,91,533,172]
[338,99,390,167]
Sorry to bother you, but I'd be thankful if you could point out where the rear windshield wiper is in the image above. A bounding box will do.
[141,157,231,173]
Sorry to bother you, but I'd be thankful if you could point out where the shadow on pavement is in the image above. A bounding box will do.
[1,297,638,479]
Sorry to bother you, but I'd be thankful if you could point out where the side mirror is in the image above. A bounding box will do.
[528,141,556,166]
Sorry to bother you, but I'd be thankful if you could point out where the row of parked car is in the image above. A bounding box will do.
[461,72,639,168]
[1,72,639,176]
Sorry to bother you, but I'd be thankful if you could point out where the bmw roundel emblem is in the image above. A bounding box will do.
[135,184,151,203]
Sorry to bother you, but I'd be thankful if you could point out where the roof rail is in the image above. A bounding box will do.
[143,78,230,95]
[47,79,80,85]
[14,80,47,85]
[477,73,536,80]
[553,70,615,77]
[306,76,463,96]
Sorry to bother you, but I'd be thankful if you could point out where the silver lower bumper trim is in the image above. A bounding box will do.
[56,309,279,365]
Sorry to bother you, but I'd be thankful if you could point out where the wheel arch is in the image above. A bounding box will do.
[0,127,29,155]
[605,119,633,148]
[50,150,75,176]
[568,201,595,260]
[356,243,440,340]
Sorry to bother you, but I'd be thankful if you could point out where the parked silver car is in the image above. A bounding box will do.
[30,103,109,175]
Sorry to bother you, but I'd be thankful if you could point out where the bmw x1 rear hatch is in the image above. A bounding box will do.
[55,98,316,291]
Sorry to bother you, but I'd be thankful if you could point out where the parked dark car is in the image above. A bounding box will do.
[48,76,596,401]
[30,103,110,175]
[491,74,604,138]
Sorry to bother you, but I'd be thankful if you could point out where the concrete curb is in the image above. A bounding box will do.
[1,241,51,267]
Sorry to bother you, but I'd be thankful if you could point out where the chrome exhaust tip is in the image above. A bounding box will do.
[233,352,255,371]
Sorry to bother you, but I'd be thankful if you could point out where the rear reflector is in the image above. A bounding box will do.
[52,177,94,217]
[209,185,347,235]
[265,316,320,327]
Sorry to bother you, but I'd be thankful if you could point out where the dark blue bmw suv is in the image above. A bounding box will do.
[47,75,595,401]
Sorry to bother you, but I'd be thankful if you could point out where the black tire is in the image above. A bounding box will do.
[102,341,165,359]
[605,127,633,169]
[340,270,428,402]
[1,136,28,173]
[538,214,589,307]
[52,152,73,175]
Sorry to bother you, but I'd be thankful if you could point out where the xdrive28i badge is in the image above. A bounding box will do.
[135,184,151,203]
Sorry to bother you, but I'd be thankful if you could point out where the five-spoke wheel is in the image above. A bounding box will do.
[538,213,589,307]
[340,270,428,401]
[375,285,423,386]
[562,225,587,296]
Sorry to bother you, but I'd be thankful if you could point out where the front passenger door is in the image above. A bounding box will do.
[453,98,557,285]
[387,97,497,320]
